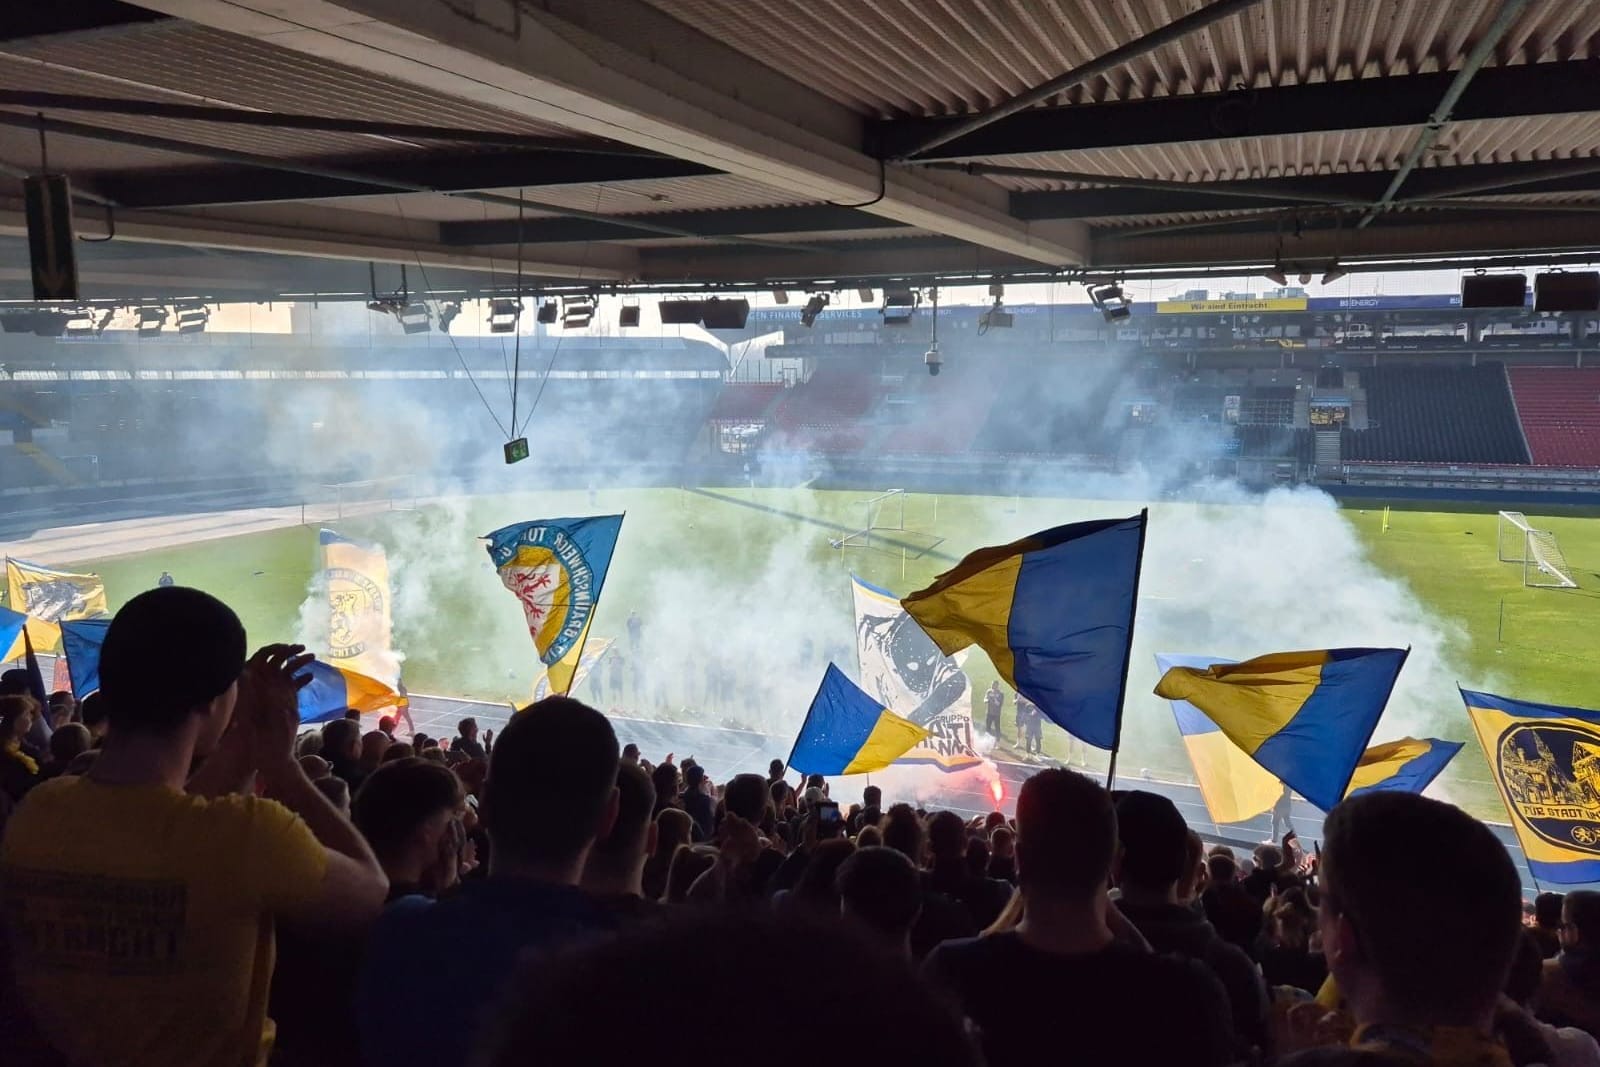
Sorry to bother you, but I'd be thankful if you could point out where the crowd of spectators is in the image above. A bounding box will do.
[2,585,1599,1066]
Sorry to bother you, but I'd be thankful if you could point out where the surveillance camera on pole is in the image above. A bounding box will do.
[924,341,942,377]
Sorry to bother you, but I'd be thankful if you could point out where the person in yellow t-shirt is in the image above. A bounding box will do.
[1,586,389,1067]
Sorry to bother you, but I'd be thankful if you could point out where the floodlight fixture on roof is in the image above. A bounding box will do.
[800,292,830,328]
[881,288,918,325]
[1087,282,1132,322]
[562,294,596,329]
[489,298,522,333]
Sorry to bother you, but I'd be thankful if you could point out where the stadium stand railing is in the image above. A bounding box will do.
[1506,366,1600,468]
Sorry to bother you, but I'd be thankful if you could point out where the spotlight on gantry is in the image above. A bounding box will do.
[800,292,830,328]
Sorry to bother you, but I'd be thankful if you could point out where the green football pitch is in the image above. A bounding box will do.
[73,487,1600,819]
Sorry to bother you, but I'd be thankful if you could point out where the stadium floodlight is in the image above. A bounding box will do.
[136,305,168,337]
[561,294,596,329]
[489,298,522,333]
[175,302,211,334]
[1263,266,1289,287]
[1321,267,1349,285]
[772,289,790,305]
[1087,282,1132,322]
[618,300,641,328]
[659,299,703,325]
[800,292,830,327]
[64,306,113,336]
[857,286,874,303]
[395,303,431,335]
[699,297,750,330]
[1298,271,1313,285]
[881,289,918,325]
[978,297,1013,330]
[437,300,462,333]
[535,299,559,324]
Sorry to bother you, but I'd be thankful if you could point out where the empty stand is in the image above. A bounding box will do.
[1339,364,1528,465]
[1507,367,1600,467]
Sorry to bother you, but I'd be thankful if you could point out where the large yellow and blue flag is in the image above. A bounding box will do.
[533,638,613,702]
[789,663,931,776]
[60,619,111,698]
[297,661,401,724]
[1345,737,1464,799]
[901,513,1146,750]
[0,605,25,666]
[321,529,398,686]
[4,557,108,654]
[1154,647,1408,812]
[486,515,623,696]
[1156,653,1281,824]
[1463,689,1600,885]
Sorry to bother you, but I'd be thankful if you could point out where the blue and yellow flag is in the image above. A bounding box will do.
[486,515,623,696]
[297,661,401,724]
[321,529,398,687]
[60,619,111,698]
[533,638,613,702]
[1345,737,1463,799]
[789,663,931,776]
[0,605,25,665]
[5,557,108,653]
[902,513,1146,750]
[1154,647,1408,812]
[1463,689,1600,885]
[1156,653,1281,824]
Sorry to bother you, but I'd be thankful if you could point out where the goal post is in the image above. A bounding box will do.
[832,489,906,551]
[1497,510,1579,589]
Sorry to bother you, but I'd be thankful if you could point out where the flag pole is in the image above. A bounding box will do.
[1105,508,1150,792]
[559,512,625,697]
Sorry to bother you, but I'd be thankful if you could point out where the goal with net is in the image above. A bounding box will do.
[1497,510,1579,589]
[830,489,906,550]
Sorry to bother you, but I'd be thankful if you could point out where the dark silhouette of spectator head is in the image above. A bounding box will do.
[839,846,922,950]
[321,718,361,763]
[458,717,478,741]
[768,758,785,780]
[0,670,27,697]
[983,810,1007,836]
[380,742,415,763]
[621,743,640,765]
[881,803,926,866]
[805,773,826,792]
[1254,843,1284,874]
[1207,852,1238,886]
[0,695,38,747]
[650,761,680,810]
[655,808,692,855]
[1561,890,1600,953]
[1114,790,1189,894]
[1535,891,1566,932]
[1505,929,1547,1007]
[863,784,882,809]
[312,774,350,814]
[723,773,769,824]
[99,587,246,746]
[791,838,855,913]
[79,691,108,737]
[1015,768,1115,901]
[298,754,330,779]
[682,762,706,795]
[480,911,978,1067]
[48,722,91,765]
[483,697,619,878]
[857,825,883,848]
[352,757,464,889]
[585,761,657,892]
[1320,791,1522,1030]
[770,779,794,813]
[378,715,397,737]
[926,810,967,865]
[664,845,717,904]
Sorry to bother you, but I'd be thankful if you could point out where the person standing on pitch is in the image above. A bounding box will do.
[984,681,1003,737]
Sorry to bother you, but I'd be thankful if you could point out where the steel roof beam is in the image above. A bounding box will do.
[87,150,718,210]
[126,0,1088,268]
[1012,160,1600,221]
[874,59,1600,163]
[439,206,906,247]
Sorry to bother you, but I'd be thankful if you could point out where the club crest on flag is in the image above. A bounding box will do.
[1496,722,1600,854]
[486,517,622,676]
[328,567,384,659]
